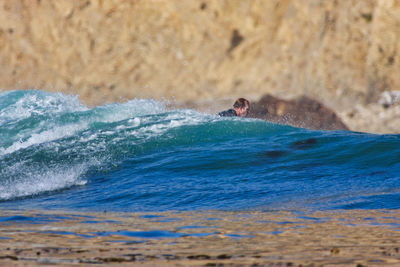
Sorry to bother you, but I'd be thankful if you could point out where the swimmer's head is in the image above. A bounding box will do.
[233,98,250,117]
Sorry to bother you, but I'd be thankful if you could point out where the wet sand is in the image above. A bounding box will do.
[1,209,400,266]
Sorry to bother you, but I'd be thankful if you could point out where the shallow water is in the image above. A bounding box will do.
[1,90,399,212]
[1,209,400,266]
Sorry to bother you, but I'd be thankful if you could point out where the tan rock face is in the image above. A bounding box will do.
[0,0,399,109]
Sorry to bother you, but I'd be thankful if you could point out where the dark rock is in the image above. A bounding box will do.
[227,29,244,54]
[330,247,340,255]
[249,94,349,131]
[95,257,132,263]
[0,255,18,261]
[216,254,231,259]
[187,254,211,260]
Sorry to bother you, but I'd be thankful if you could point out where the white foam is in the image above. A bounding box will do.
[97,98,166,124]
[0,91,87,124]
[0,122,88,155]
[129,117,141,125]
[123,109,210,141]
[0,163,87,200]
[79,133,98,143]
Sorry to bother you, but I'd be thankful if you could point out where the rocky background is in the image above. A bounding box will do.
[0,0,399,133]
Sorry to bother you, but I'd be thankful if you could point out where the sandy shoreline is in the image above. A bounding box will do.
[1,209,400,266]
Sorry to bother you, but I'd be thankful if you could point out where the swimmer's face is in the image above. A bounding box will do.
[236,102,249,117]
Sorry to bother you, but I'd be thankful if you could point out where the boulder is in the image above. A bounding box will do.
[249,94,349,131]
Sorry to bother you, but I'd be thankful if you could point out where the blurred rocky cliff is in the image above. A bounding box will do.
[0,0,399,132]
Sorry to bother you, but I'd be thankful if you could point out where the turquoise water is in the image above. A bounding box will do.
[1,90,399,212]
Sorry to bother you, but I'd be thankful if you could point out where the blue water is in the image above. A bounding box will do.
[0,90,399,212]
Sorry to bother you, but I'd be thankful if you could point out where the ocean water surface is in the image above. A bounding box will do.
[1,90,399,213]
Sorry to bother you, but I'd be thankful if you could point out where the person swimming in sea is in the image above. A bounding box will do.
[218,98,250,117]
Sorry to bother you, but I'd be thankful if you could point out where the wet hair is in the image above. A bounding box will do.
[233,98,249,109]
